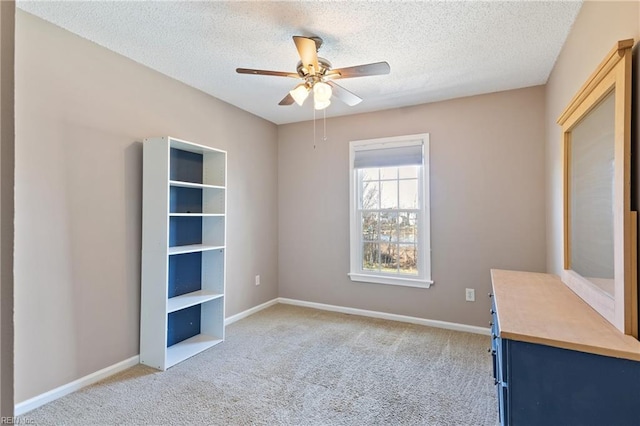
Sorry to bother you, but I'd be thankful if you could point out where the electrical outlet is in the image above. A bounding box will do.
[255,275,260,286]
[465,288,475,302]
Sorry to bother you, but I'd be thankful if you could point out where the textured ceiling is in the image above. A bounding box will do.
[17,1,583,125]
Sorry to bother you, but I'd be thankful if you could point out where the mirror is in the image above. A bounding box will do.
[569,91,615,296]
[559,39,636,337]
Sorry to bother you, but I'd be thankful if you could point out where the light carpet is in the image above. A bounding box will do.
[20,304,498,425]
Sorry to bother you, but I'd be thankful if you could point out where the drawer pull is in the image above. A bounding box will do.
[488,293,493,298]
[494,379,508,388]
[489,321,494,327]
[490,309,495,315]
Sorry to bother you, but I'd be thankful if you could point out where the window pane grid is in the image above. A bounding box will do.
[359,168,419,208]
[361,241,419,276]
[358,165,420,276]
[358,207,418,276]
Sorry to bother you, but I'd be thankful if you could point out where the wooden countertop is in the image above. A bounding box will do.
[491,269,640,361]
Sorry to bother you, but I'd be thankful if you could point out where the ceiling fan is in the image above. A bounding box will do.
[236,36,390,110]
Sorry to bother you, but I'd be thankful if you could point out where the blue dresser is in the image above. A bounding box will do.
[490,269,640,426]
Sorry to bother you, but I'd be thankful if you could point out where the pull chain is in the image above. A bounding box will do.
[323,108,327,142]
[312,107,327,149]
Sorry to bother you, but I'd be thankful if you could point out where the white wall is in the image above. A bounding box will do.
[278,86,546,327]
[14,11,279,403]
[545,1,640,275]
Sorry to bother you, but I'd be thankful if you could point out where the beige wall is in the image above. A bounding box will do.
[14,11,279,403]
[0,1,14,417]
[17,0,638,408]
[545,1,640,275]
[278,86,546,327]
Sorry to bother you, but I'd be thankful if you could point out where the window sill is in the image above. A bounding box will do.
[348,273,433,288]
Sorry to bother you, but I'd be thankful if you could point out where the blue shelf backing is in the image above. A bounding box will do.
[167,304,201,347]
[170,186,203,213]
[169,216,202,247]
[168,252,202,298]
[170,148,203,184]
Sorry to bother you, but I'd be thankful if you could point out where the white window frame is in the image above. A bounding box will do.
[348,133,432,288]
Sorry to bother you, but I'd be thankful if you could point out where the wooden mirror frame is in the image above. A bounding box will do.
[558,39,636,337]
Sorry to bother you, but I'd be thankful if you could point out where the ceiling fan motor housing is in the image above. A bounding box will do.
[296,58,332,81]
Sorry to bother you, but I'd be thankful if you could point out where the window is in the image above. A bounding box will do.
[349,134,432,288]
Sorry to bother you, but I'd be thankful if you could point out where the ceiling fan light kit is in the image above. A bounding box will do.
[312,81,332,110]
[314,98,331,111]
[290,83,310,106]
[236,35,390,111]
[313,82,332,101]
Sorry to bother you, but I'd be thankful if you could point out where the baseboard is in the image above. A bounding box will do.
[225,298,279,326]
[15,355,139,416]
[277,298,490,335]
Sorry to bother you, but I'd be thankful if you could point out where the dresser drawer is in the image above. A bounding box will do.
[490,293,509,425]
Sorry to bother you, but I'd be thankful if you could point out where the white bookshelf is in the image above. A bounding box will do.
[140,136,226,370]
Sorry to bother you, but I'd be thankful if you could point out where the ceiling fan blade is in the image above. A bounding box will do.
[327,81,362,106]
[278,93,295,106]
[293,36,319,76]
[236,68,298,78]
[326,61,391,79]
